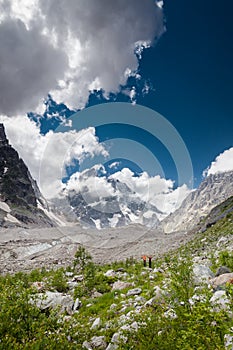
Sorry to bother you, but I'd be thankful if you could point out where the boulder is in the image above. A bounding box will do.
[127,288,142,297]
[73,275,84,282]
[32,291,74,315]
[91,317,101,330]
[67,281,79,290]
[193,264,214,284]
[112,281,132,291]
[90,336,107,349]
[65,271,74,277]
[224,334,233,350]
[110,303,117,310]
[92,291,103,298]
[83,341,93,350]
[73,297,81,311]
[210,273,233,289]
[134,296,146,304]
[210,290,231,312]
[215,266,231,277]
[104,270,116,278]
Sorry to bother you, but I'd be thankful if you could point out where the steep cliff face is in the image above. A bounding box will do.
[162,171,233,233]
[0,124,53,227]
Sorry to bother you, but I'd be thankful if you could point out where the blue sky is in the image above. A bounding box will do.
[0,0,232,201]
[139,0,233,185]
[27,0,233,188]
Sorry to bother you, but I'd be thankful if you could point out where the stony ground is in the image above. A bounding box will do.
[0,223,195,274]
[0,213,233,349]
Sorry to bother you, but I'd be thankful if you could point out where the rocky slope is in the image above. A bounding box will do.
[161,171,233,233]
[1,193,232,275]
[0,198,232,350]
[0,124,53,227]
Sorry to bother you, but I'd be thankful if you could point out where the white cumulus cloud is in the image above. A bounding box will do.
[65,166,191,218]
[0,0,165,116]
[0,116,108,198]
[204,147,233,176]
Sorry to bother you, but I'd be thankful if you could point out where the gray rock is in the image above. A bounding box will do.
[153,286,164,299]
[111,333,120,344]
[145,286,164,307]
[216,236,228,248]
[131,321,139,331]
[210,290,231,312]
[224,334,233,350]
[112,281,132,291]
[111,332,127,345]
[193,264,214,284]
[73,275,84,282]
[127,288,142,296]
[134,296,146,304]
[215,266,231,277]
[67,281,79,290]
[73,297,81,311]
[120,306,128,313]
[120,324,131,332]
[104,270,116,278]
[91,317,101,330]
[92,291,103,298]
[90,336,107,349]
[83,340,93,350]
[153,267,164,274]
[110,303,117,310]
[65,271,73,277]
[164,309,177,319]
[145,297,158,307]
[32,291,74,314]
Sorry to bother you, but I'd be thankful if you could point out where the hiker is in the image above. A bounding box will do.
[148,256,152,268]
[142,255,147,267]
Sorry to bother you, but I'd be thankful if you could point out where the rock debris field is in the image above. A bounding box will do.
[0,224,193,274]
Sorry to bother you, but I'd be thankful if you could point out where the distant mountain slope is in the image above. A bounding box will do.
[1,190,233,274]
[0,124,53,227]
[54,173,162,229]
[161,171,233,233]
[194,195,233,233]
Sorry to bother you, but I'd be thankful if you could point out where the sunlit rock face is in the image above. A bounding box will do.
[162,171,233,233]
[0,123,53,227]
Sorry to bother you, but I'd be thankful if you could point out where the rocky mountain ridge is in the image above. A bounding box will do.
[161,171,233,233]
[64,177,161,229]
[0,123,53,227]
[1,120,233,236]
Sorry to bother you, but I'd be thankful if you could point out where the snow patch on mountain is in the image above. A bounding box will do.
[51,165,191,229]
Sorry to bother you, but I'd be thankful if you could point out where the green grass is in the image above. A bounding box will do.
[0,210,232,349]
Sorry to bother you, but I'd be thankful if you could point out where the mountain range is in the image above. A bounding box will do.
[0,122,233,237]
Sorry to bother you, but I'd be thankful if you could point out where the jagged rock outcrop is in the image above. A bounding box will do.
[161,171,233,233]
[0,124,53,227]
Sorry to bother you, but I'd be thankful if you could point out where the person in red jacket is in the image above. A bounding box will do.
[142,255,147,267]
